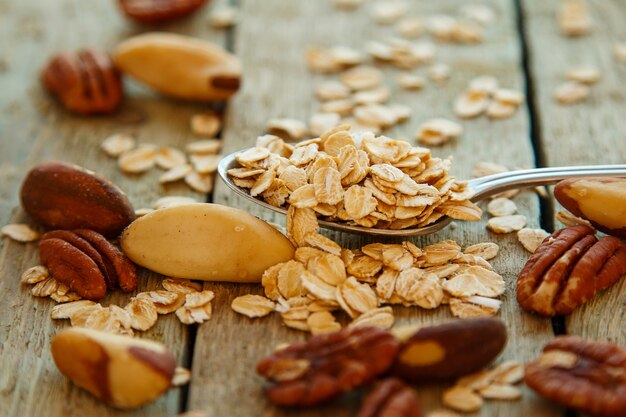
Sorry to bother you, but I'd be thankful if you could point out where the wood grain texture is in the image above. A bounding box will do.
[522,0,626,345]
[198,0,559,416]
[0,0,225,416]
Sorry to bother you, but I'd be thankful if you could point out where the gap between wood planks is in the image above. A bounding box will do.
[515,0,566,338]
[177,0,568,413]
[177,0,240,413]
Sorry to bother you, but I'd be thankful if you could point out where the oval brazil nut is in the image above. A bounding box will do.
[555,177,626,238]
[20,161,135,237]
[113,33,241,102]
[121,203,295,282]
[390,317,507,382]
[51,328,176,409]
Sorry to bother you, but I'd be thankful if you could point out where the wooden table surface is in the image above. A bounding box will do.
[1,0,625,416]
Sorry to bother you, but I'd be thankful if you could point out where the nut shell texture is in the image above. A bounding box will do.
[20,161,135,237]
[41,49,123,114]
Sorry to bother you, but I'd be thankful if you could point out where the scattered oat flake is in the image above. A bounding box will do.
[118,145,157,173]
[396,16,425,39]
[101,133,135,157]
[517,228,549,253]
[487,215,527,234]
[341,65,384,91]
[186,139,222,155]
[191,112,221,137]
[159,164,192,184]
[232,294,275,318]
[208,6,238,28]
[442,385,483,413]
[371,1,408,24]
[162,278,203,294]
[2,224,39,242]
[486,101,517,120]
[464,242,499,261]
[21,265,49,284]
[554,81,590,105]
[172,367,192,387]
[184,290,215,308]
[455,90,490,119]
[449,296,501,318]
[155,147,186,170]
[397,73,425,90]
[137,290,185,314]
[32,276,59,297]
[176,303,212,324]
[51,300,97,320]
[559,0,592,37]
[267,118,307,141]
[125,298,158,331]
[487,198,517,217]
[185,171,214,193]
[614,43,626,63]
[565,67,601,84]
[555,210,592,228]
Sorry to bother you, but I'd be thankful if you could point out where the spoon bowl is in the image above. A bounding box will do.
[218,150,626,237]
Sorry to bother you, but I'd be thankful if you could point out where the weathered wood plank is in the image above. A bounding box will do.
[522,0,626,345]
[0,0,226,415]
[195,1,558,416]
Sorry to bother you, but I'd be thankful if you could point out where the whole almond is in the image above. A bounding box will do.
[20,162,135,237]
[113,33,241,102]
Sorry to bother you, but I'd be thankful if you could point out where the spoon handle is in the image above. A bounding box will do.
[469,165,626,201]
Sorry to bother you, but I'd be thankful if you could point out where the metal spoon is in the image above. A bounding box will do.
[218,151,626,237]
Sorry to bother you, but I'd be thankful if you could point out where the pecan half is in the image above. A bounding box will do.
[525,336,626,417]
[41,49,123,114]
[357,378,422,417]
[256,326,400,406]
[74,229,137,292]
[119,0,208,23]
[40,230,137,300]
[517,225,626,316]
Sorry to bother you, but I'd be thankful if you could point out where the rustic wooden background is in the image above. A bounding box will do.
[0,0,624,416]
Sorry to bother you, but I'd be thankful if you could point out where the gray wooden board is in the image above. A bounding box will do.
[199,0,560,416]
[522,0,626,345]
[0,0,226,415]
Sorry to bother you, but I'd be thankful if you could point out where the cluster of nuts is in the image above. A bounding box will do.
[517,224,626,317]
[229,127,482,230]
[41,33,241,115]
[101,133,222,194]
[256,318,508,413]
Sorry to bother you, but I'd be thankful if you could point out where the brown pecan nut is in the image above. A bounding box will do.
[357,378,422,417]
[525,336,626,417]
[74,229,137,292]
[40,229,137,300]
[40,237,107,300]
[119,0,208,23]
[256,326,400,407]
[20,161,135,238]
[517,225,626,316]
[41,49,123,114]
